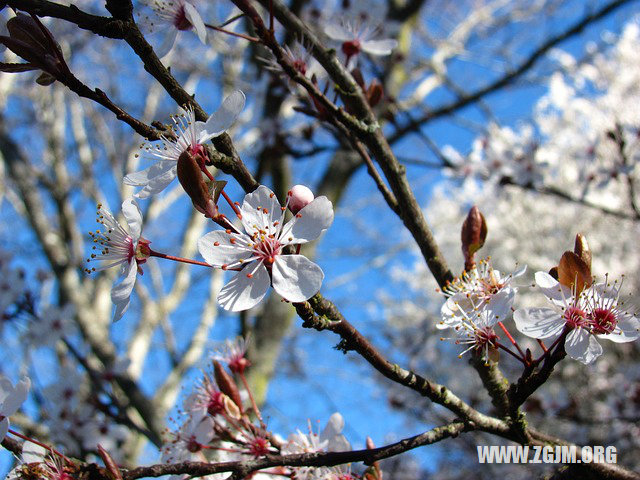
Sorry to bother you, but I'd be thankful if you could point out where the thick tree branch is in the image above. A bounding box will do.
[122,422,467,479]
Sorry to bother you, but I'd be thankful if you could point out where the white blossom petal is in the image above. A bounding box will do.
[485,289,515,320]
[122,198,143,242]
[124,162,178,199]
[272,255,324,302]
[565,328,602,364]
[183,1,207,44]
[362,39,397,55]
[241,185,282,235]
[1,377,29,416]
[513,307,564,339]
[199,91,246,143]
[194,417,215,444]
[157,27,179,60]
[324,23,352,42]
[111,260,138,321]
[535,271,570,304]
[322,413,350,452]
[218,263,270,311]
[320,413,344,442]
[279,196,334,245]
[123,161,174,185]
[21,441,47,464]
[197,231,253,266]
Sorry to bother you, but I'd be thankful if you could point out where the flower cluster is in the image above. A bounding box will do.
[161,341,350,479]
[438,258,525,361]
[88,87,334,320]
[124,91,245,200]
[40,366,128,457]
[514,272,640,364]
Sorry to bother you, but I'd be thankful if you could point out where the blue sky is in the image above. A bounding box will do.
[2,0,640,476]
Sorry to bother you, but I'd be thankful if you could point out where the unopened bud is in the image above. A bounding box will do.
[573,233,592,272]
[213,360,243,414]
[364,437,383,480]
[288,185,314,214]
[0,13,69,81]
[366,79,383,107]
[461,206,487,270]
[351,67,365,89]
[98,445,122,480]
[177,151,218,218]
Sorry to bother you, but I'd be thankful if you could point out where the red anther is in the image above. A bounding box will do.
[214,241,220,246]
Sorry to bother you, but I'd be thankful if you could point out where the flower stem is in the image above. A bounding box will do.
[220,189,242,219]
[497,321,526,358]
[240,371,266,431]
[534,327,569,365]
[536,339,548,353]
[495,342,526,363]
[149,249,211,267]
[204,22,259,42]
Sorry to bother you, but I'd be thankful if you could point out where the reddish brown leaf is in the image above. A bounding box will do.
[557,251,592,295]
[573,233,592,272]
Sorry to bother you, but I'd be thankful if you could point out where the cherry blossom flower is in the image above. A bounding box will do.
[161,416,215,465]
[324,18,397,66]
[86,199,147,321]
[514,272,640,364]
[586,277,640,342]
[197,185,334,311]
[138,0,208,59]
[24,304,75,347]
[0,374,30,440]
[260,42,311,78]
[124,91,245,199]
[438,291,512,362]
[282,413,350,480]
[212,336,251,374]
[440,259,525,328]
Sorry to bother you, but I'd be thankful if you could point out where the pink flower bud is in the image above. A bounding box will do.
[288,185,315,214]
